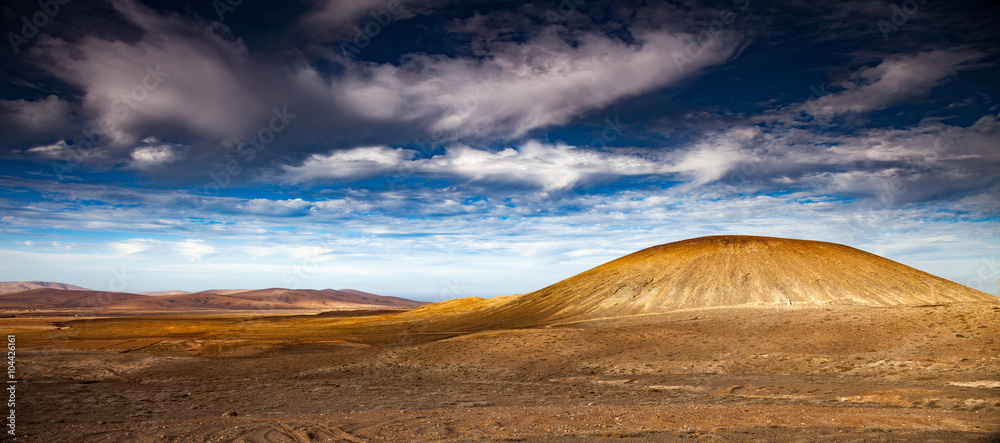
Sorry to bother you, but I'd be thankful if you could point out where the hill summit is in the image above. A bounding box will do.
[0,281,91,294]
[482,235,995,324]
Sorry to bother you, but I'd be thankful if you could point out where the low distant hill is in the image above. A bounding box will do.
[138,290,190,296]
[221,288,426,309]
[0,289,143,309]
[0,281,91,294]
[0,287,426,312]
[195,289,253,295]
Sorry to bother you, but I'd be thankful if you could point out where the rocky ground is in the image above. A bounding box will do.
[5,302,999,442]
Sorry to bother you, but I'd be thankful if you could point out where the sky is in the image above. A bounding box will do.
[0,0,998,302]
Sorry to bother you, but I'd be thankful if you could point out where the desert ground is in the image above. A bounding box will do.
[6,301,999,442]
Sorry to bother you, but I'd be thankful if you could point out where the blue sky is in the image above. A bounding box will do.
[1,0,998,301]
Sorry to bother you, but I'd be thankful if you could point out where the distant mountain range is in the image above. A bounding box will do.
[9,236,993,318]
[0,282,426,312]
[137,290,191,296]
[0,281,92,294]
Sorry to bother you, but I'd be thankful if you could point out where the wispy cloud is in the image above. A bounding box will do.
[776,50,987,123]
[5,0,747,177]
[110,239,153,255]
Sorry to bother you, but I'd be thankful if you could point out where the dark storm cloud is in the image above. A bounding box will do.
[0,0,996,212]
[0,95,76,147]
[1,0,750,184]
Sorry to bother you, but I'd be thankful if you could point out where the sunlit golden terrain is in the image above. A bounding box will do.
[6,236,999,441]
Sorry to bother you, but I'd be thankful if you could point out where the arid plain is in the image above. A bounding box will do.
[3,236,999,442]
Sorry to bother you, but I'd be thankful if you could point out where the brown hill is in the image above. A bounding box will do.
[138,290,190,296]
[221,288,427,309]
[0,281,91,294]
[0,288,425,312]
[108,292,285,311]
[195,289,253,295]
[0,289,143,310]
[463,235,996,327]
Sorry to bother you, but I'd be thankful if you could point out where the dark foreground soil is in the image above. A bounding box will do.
[5,302,1000,442]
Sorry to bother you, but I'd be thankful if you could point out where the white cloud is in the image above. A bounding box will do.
[110,239,153,255]
[276,110,1000,199]
[176,239,216,261]
[420,141,669,192]
[19,0,744,168]
[667,128,762,185]
[32,1,270,147]
[281,141,679,191]
[668,111,1000,208]
[129,145,177,168]
[25,140,73,159]
[241,245,332,260]
[354,27,743,139]
[236,198,314,216]
[798,50,985,120]
[280,146,414,182]
[299,0,443,39]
